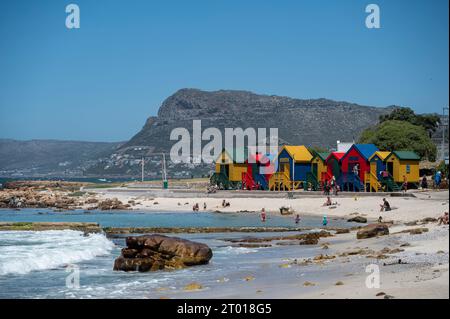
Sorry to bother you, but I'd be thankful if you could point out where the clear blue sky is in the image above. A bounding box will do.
[0,0,448,142]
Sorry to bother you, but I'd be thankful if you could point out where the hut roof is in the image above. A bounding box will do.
[389,151,421,161]
[326,152,345,162]
[313,152,330,162]
[352,144,379,160]
[369,151,391,161]
[217,147,248,164]
[282,145,313,162]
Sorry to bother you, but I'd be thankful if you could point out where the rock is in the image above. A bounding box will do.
[356,223,389,239]
[299,237,319,245]
[376,292,386,297]
[409,228,428,235]
[335,281,344,286]
[421,217,437,223]
[183,283,203,291]
[113,234,212,272]
[384,295,395,299]
[404,221,418,226]
[303,281,316,287]
[98,198,129,210]
[335,228,350,234]
[279,206,294,215]
[347,216,367,223]
[313,254,336,261]
[244,276,255,281]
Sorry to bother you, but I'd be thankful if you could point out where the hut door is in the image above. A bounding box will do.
[221,165,229,177]
[332,159,340,178]
[387,162,394,177]
[312,163,318,178]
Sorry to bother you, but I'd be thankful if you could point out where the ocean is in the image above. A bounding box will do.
[0,209,358,298]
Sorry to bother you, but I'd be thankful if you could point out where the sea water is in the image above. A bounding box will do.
[0,209,359,298]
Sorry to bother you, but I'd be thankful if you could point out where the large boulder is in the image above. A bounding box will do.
[113,234,213,272]
[356,223,389,239]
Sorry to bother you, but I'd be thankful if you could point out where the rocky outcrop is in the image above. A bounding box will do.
[356,223,390,239]
[97,198,130,210]
[113,235,213,272]
[347,216,368,223]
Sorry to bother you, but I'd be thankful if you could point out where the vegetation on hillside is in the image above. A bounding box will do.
[378,107,441,137]
[359,120,437,161]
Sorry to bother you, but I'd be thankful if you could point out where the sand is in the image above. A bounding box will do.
[90,187,449,299]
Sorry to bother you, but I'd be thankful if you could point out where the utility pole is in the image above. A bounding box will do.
[141,157,145,182]
[442,107,449,161]
[162,153,168,189]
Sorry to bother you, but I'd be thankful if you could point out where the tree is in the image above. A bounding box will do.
[359,120,437,161]
[379,107,440,137]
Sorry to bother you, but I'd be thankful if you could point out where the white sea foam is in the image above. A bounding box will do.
[216,246,258,255]
[0,230,115,276]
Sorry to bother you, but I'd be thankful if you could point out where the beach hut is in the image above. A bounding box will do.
[367,151,391,192]
[211,148,247,189]
[242,152,275,190]
[309,151,330,190]
[269,145,313,191]
[339,144,378,191]
[384,151,420,187]
[325,152,345,183]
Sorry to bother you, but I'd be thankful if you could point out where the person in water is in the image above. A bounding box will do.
[295,214,301,224]
[260,208,266,222]
[380,198,391,212]
[322,215,328,226]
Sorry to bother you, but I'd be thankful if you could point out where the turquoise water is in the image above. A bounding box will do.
[0,209,352,228]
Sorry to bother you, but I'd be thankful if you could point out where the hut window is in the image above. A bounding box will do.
[406,165,410,173]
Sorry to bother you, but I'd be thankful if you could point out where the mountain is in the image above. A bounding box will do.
[0,139,121,176]
[0,89,399,178]
[122,88,394,153]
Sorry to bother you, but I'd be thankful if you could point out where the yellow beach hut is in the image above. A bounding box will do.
[211,148,248,189]
[309,152,329,190]
[384,151,420,186]
[269,145,313,191]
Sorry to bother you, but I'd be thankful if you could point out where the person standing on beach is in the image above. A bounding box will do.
[295,214,301,224]
[260,208,266,222]
[322,215,328,226]
[402,175,408,193]
[434,171,442,188]
[421,175,428,189]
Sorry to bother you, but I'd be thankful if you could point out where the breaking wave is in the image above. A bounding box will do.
[0,230,115,276]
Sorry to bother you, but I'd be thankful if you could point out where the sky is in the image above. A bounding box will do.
[0,0,448,142]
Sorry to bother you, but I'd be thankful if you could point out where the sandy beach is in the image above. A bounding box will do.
[82,187,450,299]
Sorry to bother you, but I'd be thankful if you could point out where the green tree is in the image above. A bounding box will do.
[359,120,437,161]
[379,107,440,137]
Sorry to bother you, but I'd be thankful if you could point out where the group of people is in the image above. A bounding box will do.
[323,175,340,196]
[259,208,327,227]
[420,171,447,189]
[323,196,338,207]
[192,202,208,211]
